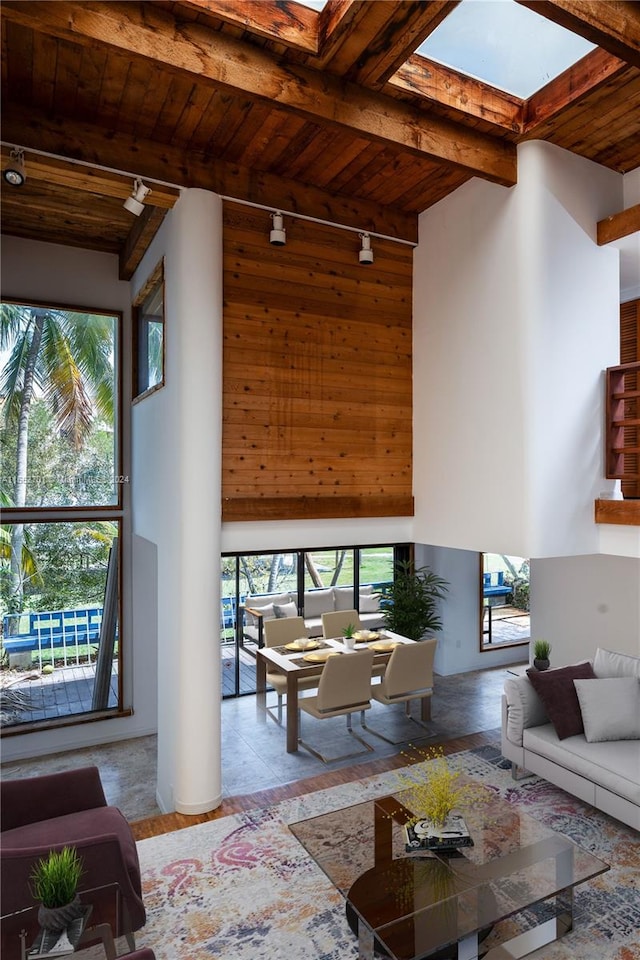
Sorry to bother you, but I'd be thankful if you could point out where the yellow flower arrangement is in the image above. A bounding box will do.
[395,745,489,828]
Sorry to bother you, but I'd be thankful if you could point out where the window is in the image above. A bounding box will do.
[133,260,164,399]
[480,552,530,650]
[1,299,123,731]
[415,0,594,99]
[220,544,405,697]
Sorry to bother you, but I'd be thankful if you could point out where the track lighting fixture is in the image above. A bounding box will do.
[3,148,26,186]
[270,211,286,246]
[359,233,374,265]
[123,177,151,216]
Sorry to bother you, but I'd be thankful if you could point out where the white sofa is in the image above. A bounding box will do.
[241,585,385,644]
[501,648,640,830]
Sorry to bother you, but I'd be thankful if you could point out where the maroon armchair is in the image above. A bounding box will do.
[1,766,146,943]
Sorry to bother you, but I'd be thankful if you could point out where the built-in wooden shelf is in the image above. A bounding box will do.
[595,499,640,526]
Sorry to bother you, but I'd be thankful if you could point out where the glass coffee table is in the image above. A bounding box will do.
[289,779,609,960]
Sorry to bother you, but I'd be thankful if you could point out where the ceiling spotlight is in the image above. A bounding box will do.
[270,211,286,246]
[3,148,26,187]
[359,233,374,265]
[123,177,151,216]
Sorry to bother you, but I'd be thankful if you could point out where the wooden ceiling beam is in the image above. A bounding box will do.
[517,1,640,69]
[173,0,319,54]
[119,204,167,280]
[318,0,459,88]
[0,147,180,207]
[389,56,523,132]
[1,1,517,186]
[597,203,640,245]
[523,47,628,132]
[3,104,419,243]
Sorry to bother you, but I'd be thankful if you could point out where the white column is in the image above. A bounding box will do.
[166,189,223,813]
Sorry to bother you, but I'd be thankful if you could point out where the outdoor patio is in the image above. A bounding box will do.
[0,662,118,726]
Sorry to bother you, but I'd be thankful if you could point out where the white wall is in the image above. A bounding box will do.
[619,166,640,302]
[222,516,413,553]
[531,554,640,665]
[413,176,528,556]
[0,236,158,761]
[623,167,640,207]
[416,544,525,676]
[413,141,622,559]
[131,189,222,814]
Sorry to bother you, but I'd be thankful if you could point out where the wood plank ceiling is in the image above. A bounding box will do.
[1,0,639,278]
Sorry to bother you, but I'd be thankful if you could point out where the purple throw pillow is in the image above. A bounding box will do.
[526,661,596,740]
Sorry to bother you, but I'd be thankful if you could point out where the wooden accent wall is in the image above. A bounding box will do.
[620,298,640,499]
[222,202,414,521]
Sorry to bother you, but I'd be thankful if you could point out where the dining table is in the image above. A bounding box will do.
[255,631,429,753]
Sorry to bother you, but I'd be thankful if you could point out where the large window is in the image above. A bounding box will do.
[0,300,122,732]
[220,544,405,698]
[480,552,530,651]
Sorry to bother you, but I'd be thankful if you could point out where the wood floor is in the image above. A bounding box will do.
[131,728,499,841]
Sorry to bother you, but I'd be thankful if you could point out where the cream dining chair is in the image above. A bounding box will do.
[263,616,319,725]
[362,638,437,744]
[321,608,387,678]
[321,609,362,639]
[298,648,375,763]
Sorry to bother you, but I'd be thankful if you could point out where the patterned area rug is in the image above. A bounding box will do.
[135,745,640,959]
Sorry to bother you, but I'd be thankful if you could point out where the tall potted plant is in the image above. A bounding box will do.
[381,561,448,640]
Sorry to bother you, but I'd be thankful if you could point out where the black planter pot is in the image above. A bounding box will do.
[533,658,550,671]
[38,895,83,932]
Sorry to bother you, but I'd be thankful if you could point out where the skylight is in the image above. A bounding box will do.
[295,0,328,10]
[416,0,596,99]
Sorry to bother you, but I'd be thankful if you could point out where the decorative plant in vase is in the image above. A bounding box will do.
[30,846,84,932]
[392,746,489,832]
[532,639,551,671]
[381,561,449,640]
[342,623,356,639]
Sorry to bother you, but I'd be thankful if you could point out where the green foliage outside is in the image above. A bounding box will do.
[30,847,83,908]
[221,547,394,600]
[1,302,117,620]
[1,521,116,622]
[1,398,116,509]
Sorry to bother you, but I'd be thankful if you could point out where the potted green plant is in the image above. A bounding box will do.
[380,561,448,640]
[532,639,551,671]
[30,846,84,932]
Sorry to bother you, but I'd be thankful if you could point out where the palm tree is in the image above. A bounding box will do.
[0,303,114,611]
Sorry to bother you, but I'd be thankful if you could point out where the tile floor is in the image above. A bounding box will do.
[1,663,523,822]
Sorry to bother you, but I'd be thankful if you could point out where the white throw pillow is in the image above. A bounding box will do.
[274,601,297,619]
[304,588,334,619]
[334,586,356,611]
[244,593,291,626]
[359,593,380,613]
[245,602,274,625]
[574,677,640,742]
[504,677,549,746]
[593,648,640,680]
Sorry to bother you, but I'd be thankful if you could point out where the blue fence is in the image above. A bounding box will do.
[2,607,103,658]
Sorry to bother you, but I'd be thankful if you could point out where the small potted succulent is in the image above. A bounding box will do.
[532,639,551,671]
[30,846,84,932]
[342,622,356,649]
